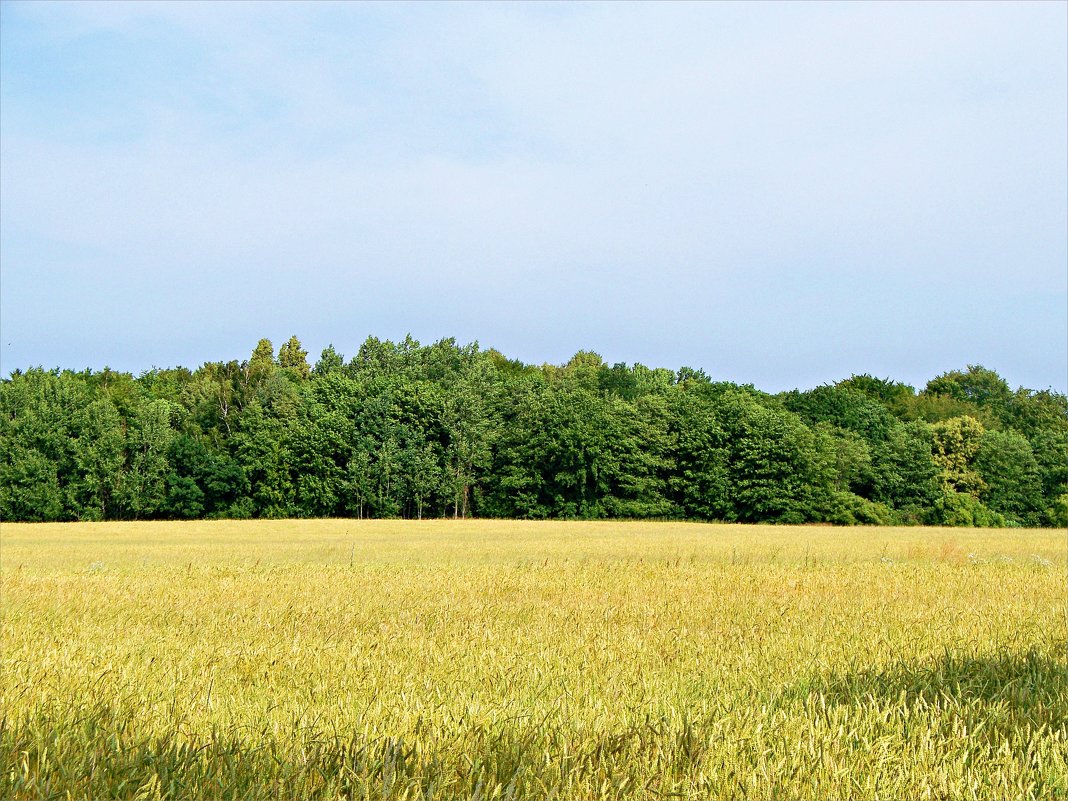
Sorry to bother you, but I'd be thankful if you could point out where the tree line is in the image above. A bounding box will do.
[2,336,1065,527]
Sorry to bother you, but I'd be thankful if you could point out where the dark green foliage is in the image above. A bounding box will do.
[0,369,81,521]
[1005,388,1068,439]
[835,374,916,412]
[714,391,836,524]
[1,346,1064,526]
[666,385,731,520]
[974,429,1043,524]
[165,435,248,519]
[1047,494,1068,528]
[781,385,897,444]
[820,426,874,496]
[867,422,941,519]
[485,377,618,518]
[1028,428,1068,523]
[69,398,126,521]
[119,399,177,519]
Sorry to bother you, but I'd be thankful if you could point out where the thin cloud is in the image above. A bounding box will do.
[1,1,1064,391]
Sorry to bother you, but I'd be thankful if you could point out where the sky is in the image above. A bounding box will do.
[1,0,1066,393]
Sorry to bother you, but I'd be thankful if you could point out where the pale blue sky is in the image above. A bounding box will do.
[2,0,1065,392]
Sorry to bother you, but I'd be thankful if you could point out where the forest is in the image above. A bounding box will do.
[1,335,1065,527]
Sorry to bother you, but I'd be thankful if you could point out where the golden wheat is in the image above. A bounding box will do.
[1,520,1065,799]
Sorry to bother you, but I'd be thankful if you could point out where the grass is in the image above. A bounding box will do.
[1,519,1065,799]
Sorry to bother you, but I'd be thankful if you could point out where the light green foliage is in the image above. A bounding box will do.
[278,335,310,379]
[826,490,894,526]
[930,415,987,496]
[1,520,1064,800]
[931,489,1006,528]
[903,393,994,427]
[248,338,275,372]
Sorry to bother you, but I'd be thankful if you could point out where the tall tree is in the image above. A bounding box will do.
[974,429,1043,524]
[69,398,127,520]
[667,384,731,520]
[120,398,177,519]
[278,335,310,379]
[930,415,987,496]
[715,391,836,524]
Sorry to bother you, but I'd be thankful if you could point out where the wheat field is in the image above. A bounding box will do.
[1,519,1065,799]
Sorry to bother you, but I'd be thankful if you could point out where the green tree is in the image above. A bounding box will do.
[4,341,1067,529]
[120,398,177,519]
[1004,387,1068,439]
[440,352,497,518]
[0,445,64,521]
[930,415,986,496]
[344,448,373,519]
[1029,428,1068,517]
[289,372,360,517]
[0,368,85,520]
[278,335,310,379]
[484,371,662,519]
[901,392,997,427]
[667,385,731,520]
[818,425,874,496]
[69,398,127,520]
[930,489,1005,527]
[606,393,676,518]
[406,442,443,520]
[925,365,1013,419]
[244,338,276,391]
[186,361,242,438]
[350,336,401,378]
[781,385,896,445]
[234,398,295,519]
[835,374,916,415]
[974,429,1043,524]
[868,421,940,520]
[313,345,345,376]
[165,434,248,518]
[716,391,835,524]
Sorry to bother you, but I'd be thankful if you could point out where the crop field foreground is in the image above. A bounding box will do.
[1,520,1065,800]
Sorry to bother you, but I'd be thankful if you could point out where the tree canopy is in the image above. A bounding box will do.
[2,339,1064,527]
